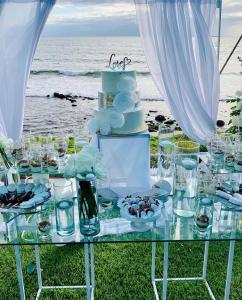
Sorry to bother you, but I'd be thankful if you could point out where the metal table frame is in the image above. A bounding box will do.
[12,238,236,300]
[13,238,95,300]
[151,240,235,300]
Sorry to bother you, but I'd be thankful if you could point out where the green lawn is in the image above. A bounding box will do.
[0,241,242,299]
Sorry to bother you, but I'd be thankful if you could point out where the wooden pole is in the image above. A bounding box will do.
[220,34,242,74]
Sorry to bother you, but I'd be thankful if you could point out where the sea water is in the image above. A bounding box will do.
[55,199,74,236]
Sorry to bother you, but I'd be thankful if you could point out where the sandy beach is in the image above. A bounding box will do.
[23,96,234,138]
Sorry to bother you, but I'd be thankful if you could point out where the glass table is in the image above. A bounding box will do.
[1,182,242,300]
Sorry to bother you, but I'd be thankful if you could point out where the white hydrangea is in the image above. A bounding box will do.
[0,133,13,150]
[64,146,106,179]
[113,91,136,113]
[87,108,125,135]
[117,76,137,92]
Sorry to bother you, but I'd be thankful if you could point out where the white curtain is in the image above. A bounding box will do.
[135,0,219,143]
[0,0,55,142]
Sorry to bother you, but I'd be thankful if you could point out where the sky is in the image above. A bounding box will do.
[43,0,242,37]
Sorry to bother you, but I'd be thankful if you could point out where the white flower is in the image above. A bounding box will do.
[117,76,137,92]
[64,146,106,180]
[0,133,13,150]
[113,92,136,113]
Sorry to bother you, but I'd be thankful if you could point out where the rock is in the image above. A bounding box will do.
[216,120,225,128]
[53,92,66,99]
[66,97,77,103]
[164,120,175,125]
[149,110,158,113]
[147,113,150,116]
[155,115,166,123]
[175,126,182,131]
[46,95,50,98]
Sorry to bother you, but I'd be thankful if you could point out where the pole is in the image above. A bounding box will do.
[217,0,222,60]
[220,34,242,74]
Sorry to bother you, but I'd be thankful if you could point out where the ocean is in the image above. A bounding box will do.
[28,36,242,100]
[23,36,241,137]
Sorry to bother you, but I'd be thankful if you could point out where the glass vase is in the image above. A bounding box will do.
[175,140,200,198]
[53,180,75,236]
[76,174,100,237]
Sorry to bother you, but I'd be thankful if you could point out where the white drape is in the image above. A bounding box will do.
[0,0,55,142]
[135,0,219,143]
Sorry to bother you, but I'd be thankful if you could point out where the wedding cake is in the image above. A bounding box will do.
[88,55,147,135]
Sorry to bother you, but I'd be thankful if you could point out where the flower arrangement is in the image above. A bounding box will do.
[64,146,105,236]
[0,132,13,169]
[64,145,106,180]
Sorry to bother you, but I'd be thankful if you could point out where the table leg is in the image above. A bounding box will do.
[34,245,43,298]
[151,242,156,282]
[224,240,235,300]
[14,245,26,300]
[202,241,209,279]
[84,241,92,300]
[162,242,169,300]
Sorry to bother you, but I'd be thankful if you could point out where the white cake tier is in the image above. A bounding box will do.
[102,69,136,94]
[94,108,147,135]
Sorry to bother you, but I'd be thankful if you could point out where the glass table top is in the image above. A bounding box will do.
[1,189,242,246]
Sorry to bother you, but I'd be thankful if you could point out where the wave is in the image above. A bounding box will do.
[30,69,150,77]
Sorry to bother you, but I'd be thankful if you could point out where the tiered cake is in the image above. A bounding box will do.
[88,57,147,135]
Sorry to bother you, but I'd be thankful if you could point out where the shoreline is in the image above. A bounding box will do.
[23,96,234,138]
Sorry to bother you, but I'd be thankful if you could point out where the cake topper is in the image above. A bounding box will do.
[108,54,131,71]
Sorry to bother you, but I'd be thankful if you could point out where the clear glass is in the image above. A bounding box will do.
[194,198,213,235]
[53,180,75,236]
[14,143,30,173]
[37,207,52,241]
[221,133,236,169]
[218,207,236,235]
[207,136,225,170]
[175,141,200,198]
[77,177,100,237]
[54,137,67,170]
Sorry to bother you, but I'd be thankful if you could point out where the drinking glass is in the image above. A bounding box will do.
[199,175,216,197]
[207,136,225,169]
[175,140,200,198]
[54,137,68,169]
[29,151,42,173]
[234,151,242,172]
[194,197,213,235]
[221,133,236,169]
[46,150,59,173]
[218,207,235,236]
[37,208,52,241]
[13,141,30,173]
[53,180,75,236]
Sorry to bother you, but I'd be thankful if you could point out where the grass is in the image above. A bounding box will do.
[0,242,242,299]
